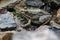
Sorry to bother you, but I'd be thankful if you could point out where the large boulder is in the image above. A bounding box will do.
[0,12,16,31]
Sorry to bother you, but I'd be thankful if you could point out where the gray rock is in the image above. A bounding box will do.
[25,0,44,7]
[0,12,16,31]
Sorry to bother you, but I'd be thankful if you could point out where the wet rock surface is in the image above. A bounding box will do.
[0,12,16,31]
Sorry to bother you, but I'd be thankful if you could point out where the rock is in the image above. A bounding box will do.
[0,0,17,8]
[18,1,26,7]
[0,31,13,40]
[25,1,44,7]
[0,12,16,31]
[35,25,50,31]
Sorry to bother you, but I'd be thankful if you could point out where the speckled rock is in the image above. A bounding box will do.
[0,12,16,31]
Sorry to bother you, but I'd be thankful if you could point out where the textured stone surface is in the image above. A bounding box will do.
[0,32,13,40]
[0,12,16,31]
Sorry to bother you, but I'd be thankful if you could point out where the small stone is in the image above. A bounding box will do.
[0,32,13,40]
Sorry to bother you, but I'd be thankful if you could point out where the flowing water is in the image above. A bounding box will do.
[12,28,60,40]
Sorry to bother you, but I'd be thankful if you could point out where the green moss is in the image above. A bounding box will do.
[13,12,24,19]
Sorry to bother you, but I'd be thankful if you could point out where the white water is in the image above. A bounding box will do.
[12,26,59,40]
